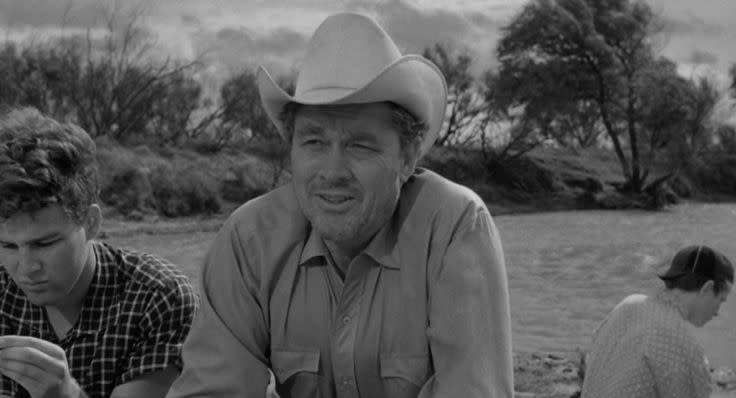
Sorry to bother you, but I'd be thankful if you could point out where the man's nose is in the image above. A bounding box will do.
[320,145,351,179]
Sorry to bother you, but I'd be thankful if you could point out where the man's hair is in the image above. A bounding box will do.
[0,107,99,223]
[278,102,428,150]
[664,261,734,295]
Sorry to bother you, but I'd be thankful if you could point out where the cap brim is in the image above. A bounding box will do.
[257,55,447,158]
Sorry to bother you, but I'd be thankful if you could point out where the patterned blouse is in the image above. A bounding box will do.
[581,289,712,398]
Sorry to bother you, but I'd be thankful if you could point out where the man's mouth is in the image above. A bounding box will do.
[317,193,354,204]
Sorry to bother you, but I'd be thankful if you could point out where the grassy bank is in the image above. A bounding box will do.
[95,138,736,221]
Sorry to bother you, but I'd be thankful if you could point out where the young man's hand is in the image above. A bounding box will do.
[0,336,86,398]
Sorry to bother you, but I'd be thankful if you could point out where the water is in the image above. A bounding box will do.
[107,201,736,392]
[495,202,736,371]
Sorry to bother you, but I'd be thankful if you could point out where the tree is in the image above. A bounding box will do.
[423,43,482,146]
[496,0,677,193]
[218,69,279,144]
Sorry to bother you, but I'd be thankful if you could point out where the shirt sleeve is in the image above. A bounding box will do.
[165,221,272,398]
[419,205,514,398]
[643,326,712,398]
[118,276,199,384]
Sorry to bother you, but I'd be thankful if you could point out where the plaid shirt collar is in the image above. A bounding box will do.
[0,241,122,340]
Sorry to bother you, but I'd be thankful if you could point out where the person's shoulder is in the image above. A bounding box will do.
[222,183,308,239]
[402,168,488,219]
[93,241,195,300]
[616,293,649,309]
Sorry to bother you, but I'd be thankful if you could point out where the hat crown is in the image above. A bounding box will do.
[295,13,402,99]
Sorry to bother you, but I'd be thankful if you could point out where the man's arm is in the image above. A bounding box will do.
[419,205,514,398]
[166,221,272,397]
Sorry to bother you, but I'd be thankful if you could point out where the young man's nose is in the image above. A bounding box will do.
[18,247,42,273]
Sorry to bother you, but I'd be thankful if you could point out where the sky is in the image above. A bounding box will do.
[0,0,734,91]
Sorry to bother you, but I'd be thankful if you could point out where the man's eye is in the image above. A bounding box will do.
[303,139,324,146]
[34,240,58,248]
[351,144,376,152]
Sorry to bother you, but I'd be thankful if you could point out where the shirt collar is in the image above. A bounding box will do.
[76,241,120,332]
[0,275,46,332]
[653,288,690,321]
[0,241,120,335]
[297,210,402,270]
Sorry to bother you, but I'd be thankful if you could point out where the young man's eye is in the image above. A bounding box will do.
[0,243,17,250]
[303,139,324,147]
[34,240,58,248]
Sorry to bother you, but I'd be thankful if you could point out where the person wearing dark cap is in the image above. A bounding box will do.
[581,245,734,398]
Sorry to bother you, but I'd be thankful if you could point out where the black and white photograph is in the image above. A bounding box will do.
[0,0,734,397]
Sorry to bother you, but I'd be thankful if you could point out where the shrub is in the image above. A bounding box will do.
[149,164,222,217]
[99,166,156,216]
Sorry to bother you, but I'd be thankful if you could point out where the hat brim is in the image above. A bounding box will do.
[257,55,447,158]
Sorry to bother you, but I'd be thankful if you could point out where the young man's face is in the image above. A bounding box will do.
[0,204,97,306]
[691,281,732,327]
[290,102,417,253]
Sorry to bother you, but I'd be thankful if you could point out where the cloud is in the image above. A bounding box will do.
[0,0,143,29]
[340,0,506,74]
[687,49,719,66]
[660,14,727,36]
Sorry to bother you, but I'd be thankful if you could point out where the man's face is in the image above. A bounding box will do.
[290,102,416,252]
[0,204,95,306]
[692,281,732,327]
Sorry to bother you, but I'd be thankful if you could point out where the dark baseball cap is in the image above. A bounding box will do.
[658,245,733,281]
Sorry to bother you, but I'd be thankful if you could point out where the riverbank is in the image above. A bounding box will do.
[96,139,736,220]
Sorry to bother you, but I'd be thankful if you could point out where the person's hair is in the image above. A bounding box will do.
[664,262,734,295]
[0,107,99,224]
[278,101,428,151]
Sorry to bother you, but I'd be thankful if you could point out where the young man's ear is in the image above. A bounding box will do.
[698,280,716,297]
[83,204,102,241]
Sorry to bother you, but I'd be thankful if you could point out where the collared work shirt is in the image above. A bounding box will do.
[167,168,514,398]
[581,290,712,398]
[0,241,199,398]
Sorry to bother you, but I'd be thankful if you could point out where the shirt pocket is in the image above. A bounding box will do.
[271,347,321,398]
[380,353,432,397]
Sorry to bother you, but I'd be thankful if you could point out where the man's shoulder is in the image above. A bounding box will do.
[221,183,308,242]
[402,168,488,218]
[93,241,196,302]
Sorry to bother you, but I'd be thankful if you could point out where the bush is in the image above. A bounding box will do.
[149,164,222,217]
[685,153,736,196]
[99,166,156,216]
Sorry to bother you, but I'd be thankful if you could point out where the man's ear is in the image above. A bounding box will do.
[399,139,421,184]
[83,204,102,241]
[699,280,716,297]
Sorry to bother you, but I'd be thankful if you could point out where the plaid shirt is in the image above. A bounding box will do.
[0,240,198,398]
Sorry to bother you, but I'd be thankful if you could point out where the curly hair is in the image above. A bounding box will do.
[0,107,99,223]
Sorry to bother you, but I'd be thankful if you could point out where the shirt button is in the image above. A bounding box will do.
[342,315,351,325]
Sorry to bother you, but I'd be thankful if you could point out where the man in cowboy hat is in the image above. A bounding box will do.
[581,245,734,398]
[167,12,513,398]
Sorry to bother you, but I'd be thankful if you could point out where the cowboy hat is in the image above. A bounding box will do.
[256,12,448,158]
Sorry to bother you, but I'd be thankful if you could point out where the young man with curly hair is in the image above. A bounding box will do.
[0,108,199,398]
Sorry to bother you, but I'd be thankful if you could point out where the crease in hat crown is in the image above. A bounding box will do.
[256,11,448,158]
[295,12,403,100]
